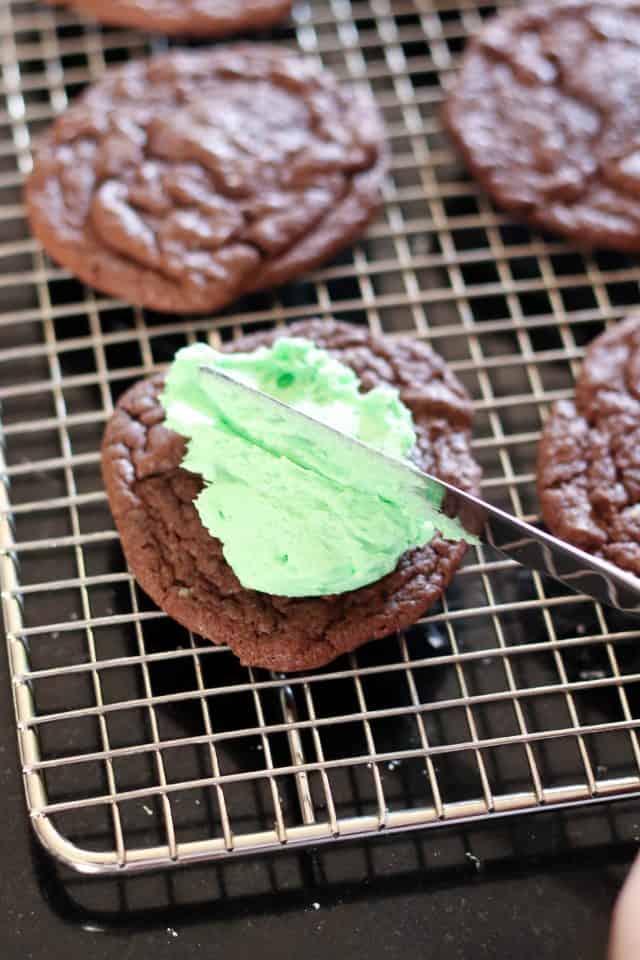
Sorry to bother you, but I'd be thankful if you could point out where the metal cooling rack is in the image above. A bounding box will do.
[2,0,640,876]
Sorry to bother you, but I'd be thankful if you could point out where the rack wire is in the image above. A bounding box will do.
[2,0,640,876]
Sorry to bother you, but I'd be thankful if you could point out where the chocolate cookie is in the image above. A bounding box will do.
[443,1,640,252]
[538,316,640,576]
[26,47,386,314]
[102,320,481,671]
[45,0,291,36]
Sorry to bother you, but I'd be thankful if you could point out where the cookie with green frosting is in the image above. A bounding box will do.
[101,320,481,671]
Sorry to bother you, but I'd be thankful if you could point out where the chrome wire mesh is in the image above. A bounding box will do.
[2,0,640,875]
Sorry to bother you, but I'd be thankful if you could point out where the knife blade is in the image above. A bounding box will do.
[199,363,640,615]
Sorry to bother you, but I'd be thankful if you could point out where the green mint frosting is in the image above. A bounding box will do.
[159,337,461,597]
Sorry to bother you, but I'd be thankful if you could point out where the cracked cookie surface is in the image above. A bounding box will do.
[443,1,640,251]
[26,47,386,313]
[45,0,291,37]
[538,316,640,575]
[101,320,481,671]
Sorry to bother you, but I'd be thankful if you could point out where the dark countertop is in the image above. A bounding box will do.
[1,672,637,960]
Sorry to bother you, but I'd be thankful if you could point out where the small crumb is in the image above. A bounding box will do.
[427,625,446,649]
[465,851,482,871]
[579,669,606,680]
[256,744,263,751]
[142,804,153,816]
[194,798,201,806]
[178,587,191,598]
[69,611,78,620]
[311,902,320,911]
[166,928,178,939]
[576,623,587,635]
[50,632,59,640]
[387,760,400,771]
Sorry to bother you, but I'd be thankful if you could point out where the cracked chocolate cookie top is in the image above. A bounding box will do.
[45,0,292,37]
[538,316,640,576]
[443,1,640,252]
[101,320,481,672]
[26,47,386,314]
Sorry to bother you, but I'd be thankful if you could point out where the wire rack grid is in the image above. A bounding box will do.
[2,0,640,876]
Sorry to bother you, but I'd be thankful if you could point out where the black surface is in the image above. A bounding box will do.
[0,658,638,960]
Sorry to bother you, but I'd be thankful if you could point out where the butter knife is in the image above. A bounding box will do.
[199,364,640,615]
